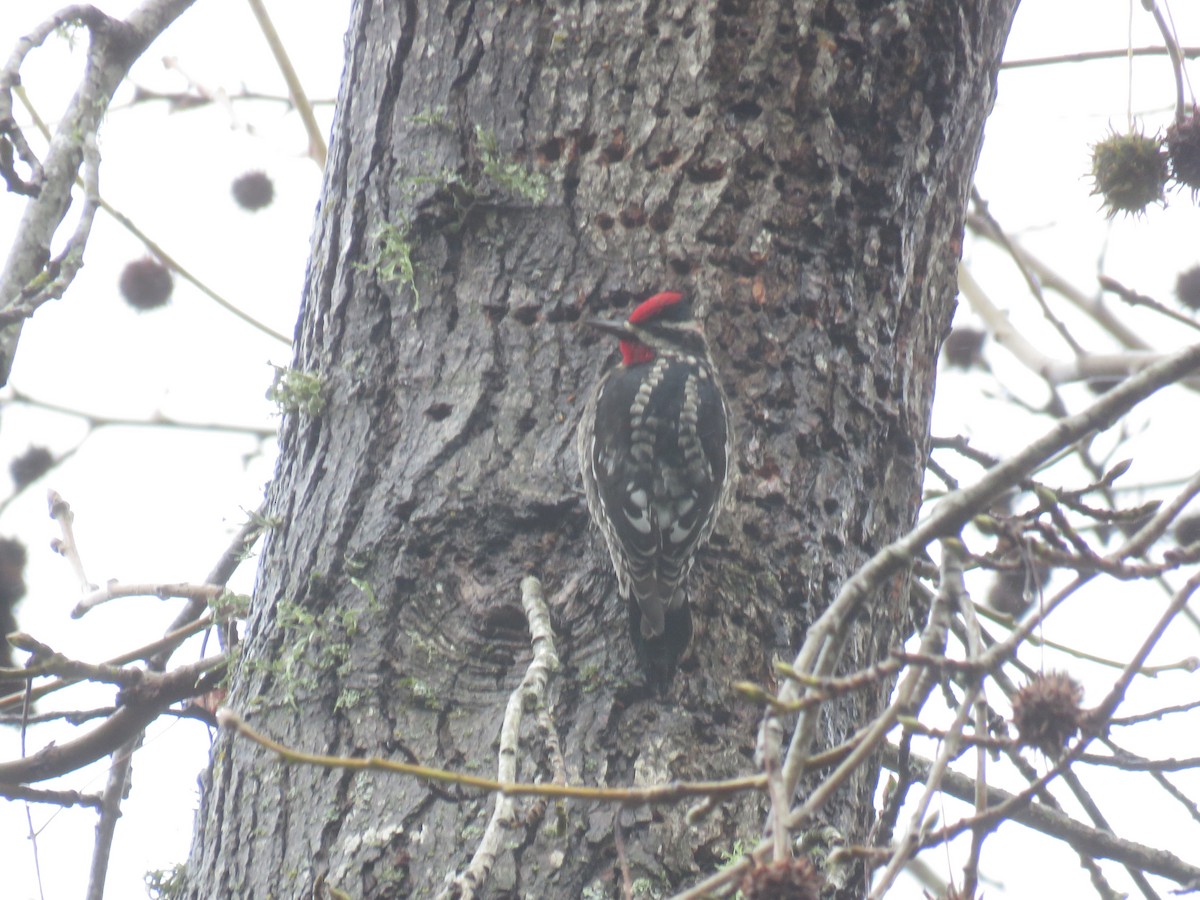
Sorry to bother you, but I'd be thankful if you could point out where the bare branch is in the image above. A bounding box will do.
[0,705,115,727]
[218,708,767,805]
[94,194,293,346]
[1,637,154,686]
[1000,45,1200,70]
[965,212,1153,353]
[869,543,980,899]
[0,610,217,712]
[71,582,224,620]
[6,387,278,438]
[1110,698,1200,726]
[12,78,293,347]
[245,0,327,166]
[0,655,225,784]
[882,743,1200,887]
[1099,275,1200,334]
[0,783,103,809]
[85,738,139,900]
[970,189,1085,355]
[1057,765,1163,899]
[0,0,198,385]
[959,264,1180,386]
[1140,0,1187,123]
[777,341,1200,803]
[442,575,561,900]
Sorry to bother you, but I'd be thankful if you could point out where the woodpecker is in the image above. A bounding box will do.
[578,291,733,640]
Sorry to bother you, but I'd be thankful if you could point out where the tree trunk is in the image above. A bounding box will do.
[184,1,1017,897]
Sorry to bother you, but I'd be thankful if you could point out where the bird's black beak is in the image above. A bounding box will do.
[585,317,636,340]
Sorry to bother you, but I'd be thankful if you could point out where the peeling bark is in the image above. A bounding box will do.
[185,1,1018,897]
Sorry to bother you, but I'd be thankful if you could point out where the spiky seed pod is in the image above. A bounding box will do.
[118,257,173,311]
[986,565,1047,617]
[1012,671,1085,755]
[1090,129,1168,217]
[9,446,53,489]
[232,170,275,211]
[1176,265,1200,311]
[941,327,986,370]
[0,536,27,606]
[1174,511,1200,546]
[740,856,823,900]
[1167,108,1200,198]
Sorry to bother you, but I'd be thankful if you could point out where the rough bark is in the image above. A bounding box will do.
[185,1,1018,897]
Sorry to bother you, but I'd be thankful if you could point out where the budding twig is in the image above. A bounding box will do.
[48,491,93,593]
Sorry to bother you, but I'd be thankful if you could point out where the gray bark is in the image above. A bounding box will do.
[185,1,1018,897]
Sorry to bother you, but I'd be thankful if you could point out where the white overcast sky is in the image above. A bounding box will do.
[2,1,1200,898]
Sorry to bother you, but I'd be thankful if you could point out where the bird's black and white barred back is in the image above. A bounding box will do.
[578,291,733,640]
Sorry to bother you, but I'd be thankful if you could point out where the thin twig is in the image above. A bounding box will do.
[1000,744,1126,900]
[762,716,790,864]
[0,783,103,808]
[1109,697,1200,726]
[1099,275,1200,333]
[912,570,1200,885]
[614,820,633,900]
[880,743,1200,887]
[1000,45,1200,70]
[0,1,199,383]
[0,612,217,711]
[1,639,160,686]
[1097,737,1200,825]
[965,213,1154,354]
[112,84,336,112]
[97,195,293,346]
[1057,765,1162,900]
[0,706,115,727]
[956,573,988,899]
[0,655,226,784]
[219,708,767,805]
[704,342,1200,900]
[869,544,979,900]
[776,341,1200,805]
[244,0,328,166]
[959,263,1177,386]
[1141,0,1187,123]
[6,387,277,438]
[971,189,1085,356]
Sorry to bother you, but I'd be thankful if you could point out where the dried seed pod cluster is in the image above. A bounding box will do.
[1012,670,1086,755]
